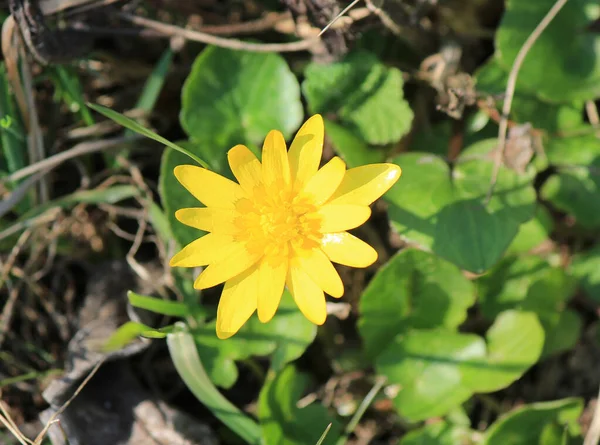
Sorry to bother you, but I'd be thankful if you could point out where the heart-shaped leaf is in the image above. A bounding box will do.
[376,311,543,421]
[399,421,473,445]
[386,142,536,272]
[302,51,413,145]
[324,119,385,168]
[496,0,600,102]
[181,46,303,170]
[359,248,475,358]
[541,133,600,229]
[482,398,583,445]
[478,256,579,357]
[474,57,584,131]
[570,246,600,303]
[376,329,485,421]
[461,311,544,393]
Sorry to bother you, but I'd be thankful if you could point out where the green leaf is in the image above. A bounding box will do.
[478,256,574,319]
[303,51,413,145]
[103,321,170,352]
[258,366,341,445]
[506,206,553,255]
[167,323,262,445]
[358,249,476,359]
[478,256,579,357]
[127,291,188,317]
[181,46,303,170]
[462,311,544,393]
[193,291,316,388]
[542,310,582,358]
[474,57,584,132]
[399,421,473,445]
[482,398,583,445]
[541,134,600,229]
[324,120,385,168]
[386,142,536,273]
[376,311,543,421]
[571,246,600,303]
[376,329,485,422]
[159,147,208,247]
[88,103,208,167]
[496,0,600,102]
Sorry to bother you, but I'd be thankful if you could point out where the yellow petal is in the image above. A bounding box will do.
[169,233,233,267]
[287,263,327,325]
[288,115,324,187]
[329,163,402,206]
[216,266,259,339]
[175,208,236,234]
[317,204,371,233]
[174,165,244,208]
[257,256,288,323]
[321,232,378,267]
[228,144,262,195]
[303,156,346,206]
[194,242,261,289]
[295,248,344,298]
[262,130,291,187]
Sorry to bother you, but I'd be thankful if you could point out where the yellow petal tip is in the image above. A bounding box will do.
[216,328,235,340]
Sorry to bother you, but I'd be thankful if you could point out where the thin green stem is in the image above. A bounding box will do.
[335,376,386,445]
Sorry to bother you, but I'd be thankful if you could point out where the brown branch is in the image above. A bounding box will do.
[118,12,319,53]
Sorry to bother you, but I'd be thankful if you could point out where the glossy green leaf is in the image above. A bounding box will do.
[570,246,600,303]
[303,51,413,145]
[193,291,316,388]
[496,0,600,102]
[324,119,385,168]
[127,291,188,317]
[478,256,574,319]
[478,256,579,357]
[482,398,583,445]
[167,323,262,445]
[358,248,476,358]
[377,311,543,421]
[399,421,473,445]
[506,206,553,255]
[88,103,208,167]
[474,57,584,131]
[258,365,341,445]
[181,46,302,170]
[386,142,536,273]
[462,311,544,393]
[542,310,582,358]
[541,133,600,229]
[376,329,485,422]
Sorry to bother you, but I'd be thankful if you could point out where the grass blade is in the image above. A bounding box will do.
[88,103,209,168]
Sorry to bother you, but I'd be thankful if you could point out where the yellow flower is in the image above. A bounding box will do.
[170,115,401,339]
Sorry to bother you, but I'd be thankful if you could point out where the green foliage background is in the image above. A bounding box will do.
[4,0,600,444]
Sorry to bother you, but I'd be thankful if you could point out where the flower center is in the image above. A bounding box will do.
[233,183,322,260]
